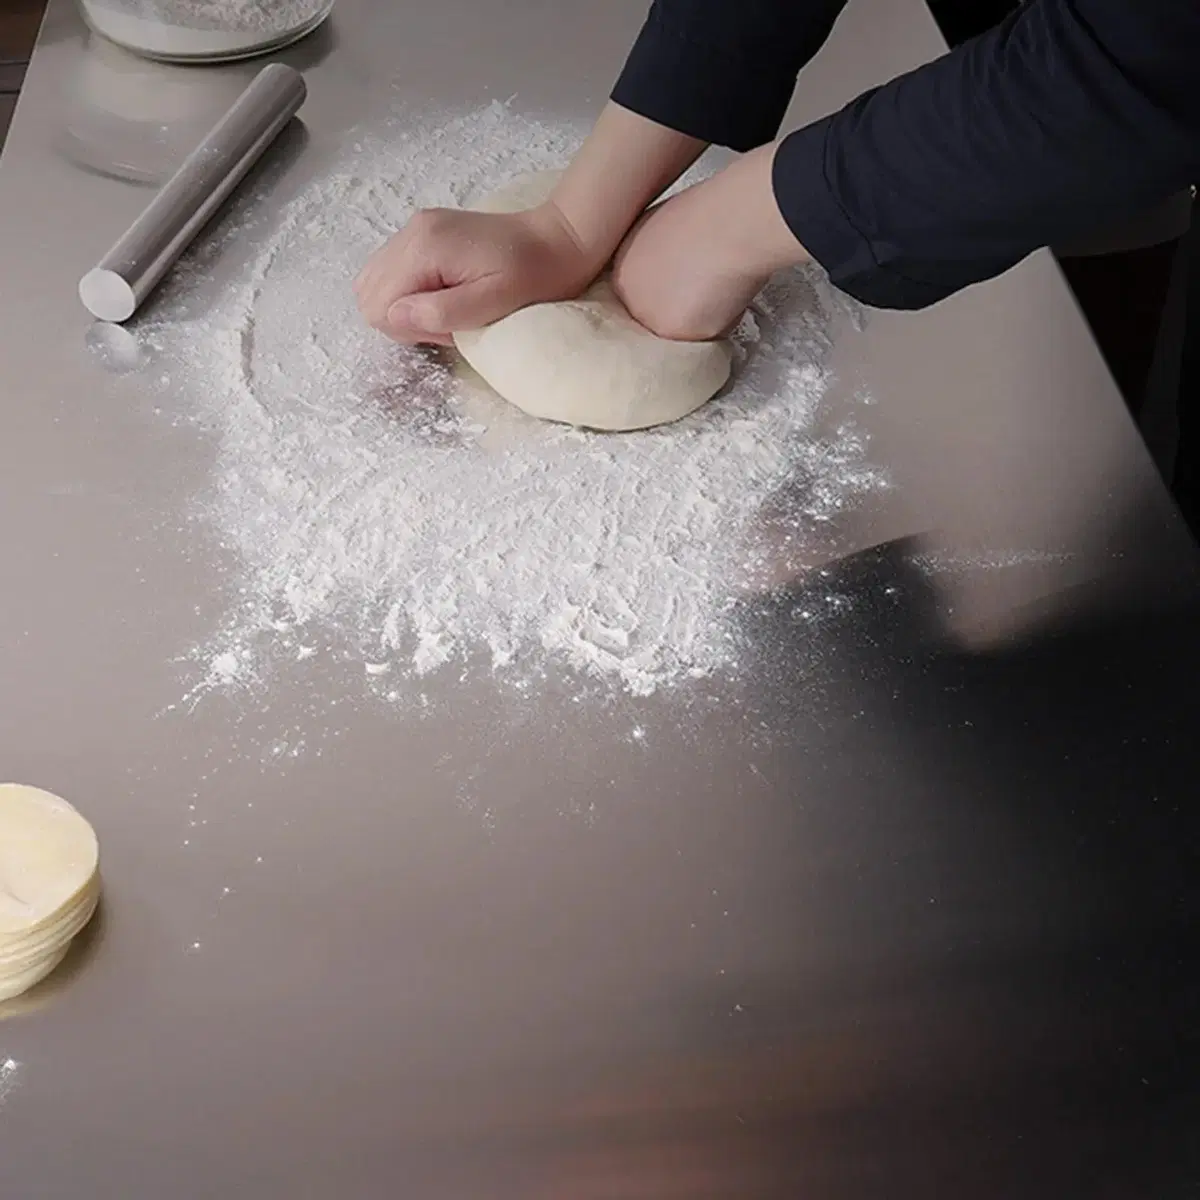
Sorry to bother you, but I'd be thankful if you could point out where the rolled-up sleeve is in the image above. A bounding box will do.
[612,0,849,152]
[773,0,1200,309]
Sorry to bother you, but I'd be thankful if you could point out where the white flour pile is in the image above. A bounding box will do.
[145,102,884,700]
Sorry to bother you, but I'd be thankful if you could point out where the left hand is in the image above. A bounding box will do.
[612,142,810,342]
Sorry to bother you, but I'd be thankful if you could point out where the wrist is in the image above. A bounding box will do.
[531,197,612,276]
[547,102,708,270]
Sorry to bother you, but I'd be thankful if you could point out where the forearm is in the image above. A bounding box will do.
[698,143,808,276]
[546,102,706,271]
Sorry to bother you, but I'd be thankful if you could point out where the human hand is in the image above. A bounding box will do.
[612,143,809,342]
[354,203,596,346]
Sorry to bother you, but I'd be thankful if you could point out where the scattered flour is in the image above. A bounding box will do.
[143,102,885,701]
[0,1058,19,1108]
[913,549,1075,575]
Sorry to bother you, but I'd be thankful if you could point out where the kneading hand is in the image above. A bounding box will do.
[612,143,810,343]
[354,203,595,346]
[355,104,712,346]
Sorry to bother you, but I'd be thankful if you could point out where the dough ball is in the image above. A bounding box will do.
[0,784,101,1003]
[452,171,733,432]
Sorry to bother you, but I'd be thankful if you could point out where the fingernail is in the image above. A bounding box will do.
[387,298,417,328]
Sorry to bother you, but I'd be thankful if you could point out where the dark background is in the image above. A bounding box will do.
[0,0,44,140]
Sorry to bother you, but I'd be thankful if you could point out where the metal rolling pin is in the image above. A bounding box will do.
[78,62,306,323]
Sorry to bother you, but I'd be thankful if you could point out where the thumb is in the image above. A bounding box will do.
[389,276,515,336]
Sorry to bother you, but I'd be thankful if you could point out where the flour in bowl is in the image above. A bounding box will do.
[80,0,332,58]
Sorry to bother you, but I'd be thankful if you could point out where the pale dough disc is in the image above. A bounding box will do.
[452,171,733,432]
[0,786,100,1003]
[0,784,99,937]
[0,944,71,1004]
[0,876,100,967]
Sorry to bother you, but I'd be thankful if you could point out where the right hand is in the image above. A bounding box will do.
[353,203,596,346]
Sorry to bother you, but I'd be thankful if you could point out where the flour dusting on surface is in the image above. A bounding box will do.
[0,1058,20,1108]
[141,102,885,703]
[913,549,1075,575]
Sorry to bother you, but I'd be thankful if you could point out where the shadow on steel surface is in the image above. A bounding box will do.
[303,528,1199,1198]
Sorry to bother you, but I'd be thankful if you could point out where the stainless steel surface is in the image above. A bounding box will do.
[1,0,1198,1195]
[78,61,305,320]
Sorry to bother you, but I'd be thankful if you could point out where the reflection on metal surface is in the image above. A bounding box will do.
[84,319,143,371]
[60,26,328,186]
[61,34,249,183]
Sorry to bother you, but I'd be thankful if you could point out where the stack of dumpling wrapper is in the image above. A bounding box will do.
[0,784,101,1003]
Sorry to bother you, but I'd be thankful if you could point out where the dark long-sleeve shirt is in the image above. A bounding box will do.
[611,0,1199,309]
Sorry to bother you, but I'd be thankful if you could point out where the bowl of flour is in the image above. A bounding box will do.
[78,0,334,63]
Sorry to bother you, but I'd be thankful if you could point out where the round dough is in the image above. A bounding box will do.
[0,784,101,1003]
[452,171,733,432]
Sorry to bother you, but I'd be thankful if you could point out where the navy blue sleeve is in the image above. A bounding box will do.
[776,0,1200,308]
[613,0,1200,310]
[611,0,849,152]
